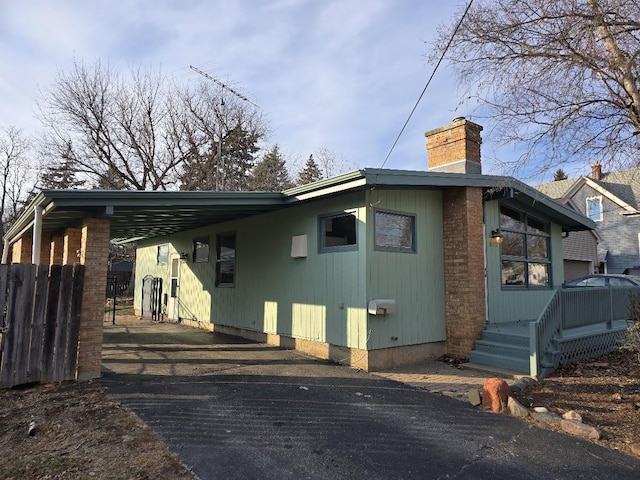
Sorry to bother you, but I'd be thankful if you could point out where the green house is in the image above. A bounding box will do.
[8,118,627,379]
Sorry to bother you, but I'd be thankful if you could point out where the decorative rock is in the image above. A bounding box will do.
[562,410,582,422]
[532,411,561,425]
[631,443,640,457]
[509,380,528,393]
[507,396,530,418]
[468,389,482,406]
[533,406,549,413]
[560,419,601,440]
[482,378,512,413]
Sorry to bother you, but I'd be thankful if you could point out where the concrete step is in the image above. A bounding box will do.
[468,350,530,374]
[472,340,529,360]
[481,330,529,348]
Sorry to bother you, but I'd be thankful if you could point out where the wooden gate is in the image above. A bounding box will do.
[0,264,85,388]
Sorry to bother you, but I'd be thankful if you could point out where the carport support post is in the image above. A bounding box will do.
[76,218,111,381]
[11,234,32,264]
[49,233,64,264]
[63,228,82,265]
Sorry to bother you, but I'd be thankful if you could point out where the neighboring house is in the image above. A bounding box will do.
[535,165,640,276]
[4,118,628,380]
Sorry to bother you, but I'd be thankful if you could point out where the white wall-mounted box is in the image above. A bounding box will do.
[367,299,396,315]
[291,234,308,258]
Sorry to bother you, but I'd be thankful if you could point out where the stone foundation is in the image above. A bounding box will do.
[178,318,445,371]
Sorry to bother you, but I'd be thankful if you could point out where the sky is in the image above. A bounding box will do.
[0,0,541,181]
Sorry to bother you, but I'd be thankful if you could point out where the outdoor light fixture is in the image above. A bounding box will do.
[490,229,503,246]
[179,252,189,261]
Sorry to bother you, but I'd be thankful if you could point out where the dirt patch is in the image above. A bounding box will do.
[514,349,640,457]
[0,381,193,480]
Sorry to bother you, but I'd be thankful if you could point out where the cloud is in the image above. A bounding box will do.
[0,0,473,174]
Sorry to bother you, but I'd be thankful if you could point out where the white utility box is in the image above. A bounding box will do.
[367,299,396,315]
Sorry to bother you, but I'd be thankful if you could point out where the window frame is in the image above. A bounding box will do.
[373,208,416,253]
[215,232,236,287]
[157,243,169,265]
[192,236,210,263]
[586,196,603,222]
[499,204,552,289]
[318,211,358,253]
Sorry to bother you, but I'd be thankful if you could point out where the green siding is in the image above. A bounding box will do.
[135,192,368,349]
[485,200,563,324]
[366,189,446,349]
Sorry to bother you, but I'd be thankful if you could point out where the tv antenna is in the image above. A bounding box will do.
[188,65,260,191]
[189,65,259,108]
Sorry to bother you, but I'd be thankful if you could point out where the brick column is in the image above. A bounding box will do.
[63,228,82,265]
[76,218,110,380]
[11,235,33,264]
[39,233,52,265]
[442,187,487,359]
[49,234,64,264]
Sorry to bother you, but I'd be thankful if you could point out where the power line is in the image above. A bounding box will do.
[380,0,475,168]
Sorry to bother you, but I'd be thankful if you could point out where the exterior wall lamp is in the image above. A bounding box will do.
[490,229,503,246]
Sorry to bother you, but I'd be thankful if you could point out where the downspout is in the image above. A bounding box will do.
[1,239,9,264]
[31,205,43,265]
[483,222,490,325]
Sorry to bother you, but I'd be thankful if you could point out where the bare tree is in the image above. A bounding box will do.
[0,126,35,238]
[432,0,640,176]
[176,80,265,191]
[37,60,266,191]
[314,147,356,178]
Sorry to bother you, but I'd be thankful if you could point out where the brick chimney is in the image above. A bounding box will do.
[590,163,602,180]
[425,117,483,174]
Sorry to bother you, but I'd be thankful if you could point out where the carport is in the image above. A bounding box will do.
[3,189,286,380]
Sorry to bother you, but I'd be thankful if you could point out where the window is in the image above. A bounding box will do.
[216,232,236,287]
[586,196,603,222]
[319,212,357,252]
[374,210,416,253]
[193,236,210,263]
[499,205,551,288]
[157,244,169,265]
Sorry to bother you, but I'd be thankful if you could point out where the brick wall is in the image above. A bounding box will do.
[76,218,110,380]
[442,187,487,358]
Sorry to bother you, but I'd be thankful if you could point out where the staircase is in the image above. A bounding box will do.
[468,322,531,374]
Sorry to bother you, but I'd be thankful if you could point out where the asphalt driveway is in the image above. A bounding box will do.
[99,319,640,479]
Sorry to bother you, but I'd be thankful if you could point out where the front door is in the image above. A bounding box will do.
[167,254,181,321]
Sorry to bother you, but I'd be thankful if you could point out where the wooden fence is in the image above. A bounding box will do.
[0,264,85,388]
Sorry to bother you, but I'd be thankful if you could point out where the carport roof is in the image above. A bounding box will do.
[4,168,595,244]
[6,190,286,244]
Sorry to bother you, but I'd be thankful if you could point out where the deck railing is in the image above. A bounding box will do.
[529,289,562,378]
[530,285,640,378]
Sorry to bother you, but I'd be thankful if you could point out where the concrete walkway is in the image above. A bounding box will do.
[102,317,505,401]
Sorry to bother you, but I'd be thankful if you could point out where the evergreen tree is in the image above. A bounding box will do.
[297,154,323,185]
[40,154,86,190]
[248,145,292,192]
[553,168,568,181]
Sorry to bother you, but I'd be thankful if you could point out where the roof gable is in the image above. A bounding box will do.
[564,177,639,215]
